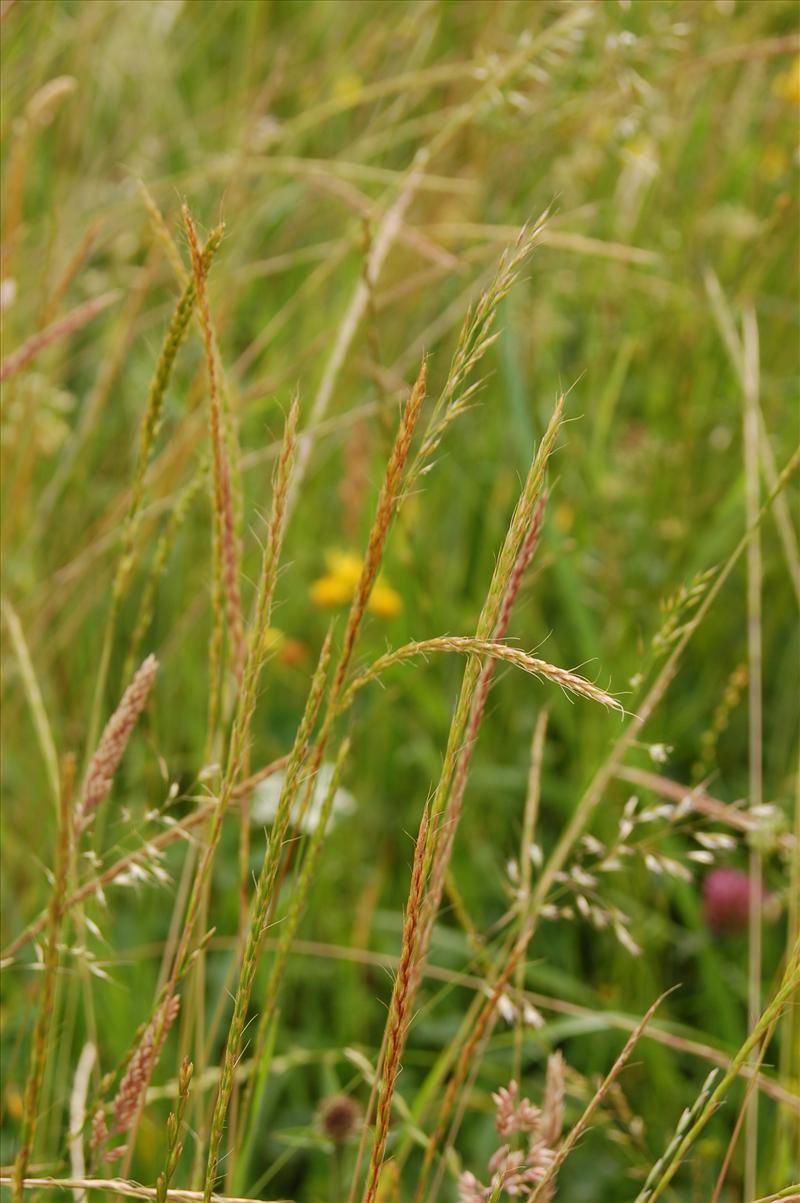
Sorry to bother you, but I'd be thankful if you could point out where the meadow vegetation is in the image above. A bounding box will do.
[1,1,799,1201]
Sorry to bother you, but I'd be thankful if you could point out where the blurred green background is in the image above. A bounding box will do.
[1,1,798,1198]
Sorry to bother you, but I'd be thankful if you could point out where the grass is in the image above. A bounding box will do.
[1,1,799,1201]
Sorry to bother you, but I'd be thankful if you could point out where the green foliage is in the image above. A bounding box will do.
[1,1,798,1200]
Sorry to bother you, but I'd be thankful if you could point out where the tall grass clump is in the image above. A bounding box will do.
[1,3,798,1202]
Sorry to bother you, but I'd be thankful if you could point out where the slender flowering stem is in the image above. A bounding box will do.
[13,756,75,1203]
[363,806,430,1203]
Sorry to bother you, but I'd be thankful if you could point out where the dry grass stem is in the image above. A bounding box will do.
[0,290,119,382]
[529,991,672,1201]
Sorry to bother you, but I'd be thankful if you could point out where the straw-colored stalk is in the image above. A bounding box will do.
[529,991,672,1202]
[741,302,763,1199]
[183,206,245,688]
[0,290,119,382]
[13,755,75,1203]
[514,707,549,1080]
[2,597,60,808]
[363,805,430,1203]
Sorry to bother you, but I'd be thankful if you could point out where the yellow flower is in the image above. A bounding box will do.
[310,573,353,609]
[773,55,800,105]
[310,550,402,618]
[368,581,402,619]
[325,551,363,589]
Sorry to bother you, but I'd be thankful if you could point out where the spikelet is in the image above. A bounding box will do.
[112,994,179,1134]
[75,655,158,833]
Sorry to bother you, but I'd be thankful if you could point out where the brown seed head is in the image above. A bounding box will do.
[317,1093,362,1145]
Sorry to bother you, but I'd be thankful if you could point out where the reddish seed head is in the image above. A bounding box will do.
[702,867,756,933]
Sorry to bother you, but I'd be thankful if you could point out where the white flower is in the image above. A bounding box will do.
[250,763,355,835]
[648,743,672,765]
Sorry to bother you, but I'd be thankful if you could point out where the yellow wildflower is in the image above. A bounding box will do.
[310,573,353,609]
[310,550,402,618]
[368,581,402,619]
[326,551,363,589]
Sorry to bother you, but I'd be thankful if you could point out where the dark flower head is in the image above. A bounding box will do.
[702,867,757,933]
[317,1093,362,1145]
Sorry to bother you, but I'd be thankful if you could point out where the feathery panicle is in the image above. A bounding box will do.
[76,655,158,834]
[406,217,547,491]
[364,804,431,1203]
[112,995,180,1135]
[183,205,245,685]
